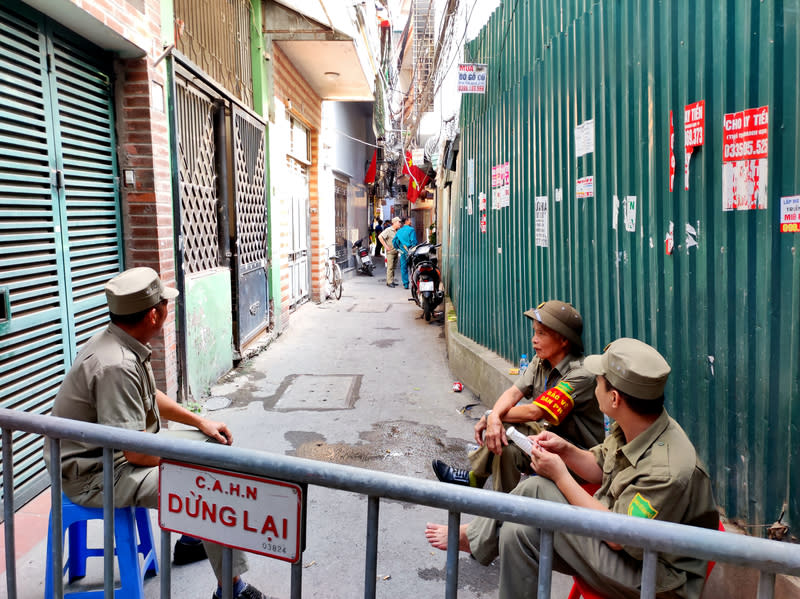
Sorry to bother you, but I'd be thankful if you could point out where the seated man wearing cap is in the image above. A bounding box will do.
[46,267,265,599]
[432,300,604,492]
[425,338,719,599]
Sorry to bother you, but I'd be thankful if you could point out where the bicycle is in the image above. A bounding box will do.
[323,245,343,300]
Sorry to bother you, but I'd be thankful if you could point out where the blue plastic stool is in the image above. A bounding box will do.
[44,493,158,599]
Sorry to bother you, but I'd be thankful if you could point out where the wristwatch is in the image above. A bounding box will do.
[483,409,493,420]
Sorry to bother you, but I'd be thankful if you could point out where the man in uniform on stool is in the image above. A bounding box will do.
[46,267,265,599]
[432,300,604,492]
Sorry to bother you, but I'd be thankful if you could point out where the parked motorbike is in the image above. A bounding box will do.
[352,237,375,276]
[408,242,444,321]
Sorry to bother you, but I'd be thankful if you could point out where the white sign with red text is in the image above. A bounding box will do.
[457,63,487,93]
[722,105,768,211]
[684,100,705,190]
[159,460,303,563]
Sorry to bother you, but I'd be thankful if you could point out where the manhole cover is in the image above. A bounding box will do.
[273,374,360,411]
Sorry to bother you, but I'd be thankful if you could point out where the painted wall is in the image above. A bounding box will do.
[184,269,233,400]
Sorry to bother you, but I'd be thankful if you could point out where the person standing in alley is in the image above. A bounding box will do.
[432,301,604,492]
[393,216,418,289]
[46,267,265,599]
[379,216,402,287]
[425,338,719,599]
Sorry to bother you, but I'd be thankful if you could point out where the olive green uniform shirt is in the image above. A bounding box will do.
[590,409,719,585]
[513,354,604,449]
[46,324,161,497]
[467,409,719,599]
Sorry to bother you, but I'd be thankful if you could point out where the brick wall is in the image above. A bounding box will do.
[272,45,324,314]
[71,0,180,397]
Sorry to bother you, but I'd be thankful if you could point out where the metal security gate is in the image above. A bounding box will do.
[0,1,121,509]
[334,177,349,267]
[175,67,220,275]
[287,158,310,308]
[231,105,269,348]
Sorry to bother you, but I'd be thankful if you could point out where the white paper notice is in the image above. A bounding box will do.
[624,196,637,232]
[535,196,549,247]
[555,188,562,203]
[575,119,595,158]
[612,195,619,230]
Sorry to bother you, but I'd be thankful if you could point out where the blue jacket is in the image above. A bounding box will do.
[393,225,418,254]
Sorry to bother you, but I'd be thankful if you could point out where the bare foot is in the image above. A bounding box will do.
[425,523,471,552]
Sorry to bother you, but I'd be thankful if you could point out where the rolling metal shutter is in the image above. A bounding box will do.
[0,2,121,509]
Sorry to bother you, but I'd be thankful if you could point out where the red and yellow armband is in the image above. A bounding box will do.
[532,380,575,425]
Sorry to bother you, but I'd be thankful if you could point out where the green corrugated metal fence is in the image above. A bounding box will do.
[446,0,800,533]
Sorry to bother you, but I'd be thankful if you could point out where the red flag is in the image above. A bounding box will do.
[407,164,429,203]
[364,149,377,184]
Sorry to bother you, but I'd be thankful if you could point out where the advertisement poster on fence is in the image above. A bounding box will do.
[624,196,637,232]
[468,158,475,195]
[669,111,675,192]
[780,196,800,233]
[457,63,487,93]
[576,176,594,199]
[535,196,549,247]
[722,105,768,211]
[575,119,595,158]
[684,100,705,190]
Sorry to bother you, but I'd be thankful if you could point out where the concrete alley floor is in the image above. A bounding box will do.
[4,261,574,598]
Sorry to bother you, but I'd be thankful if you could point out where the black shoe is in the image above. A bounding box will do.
[387,283,397,287]
[173,536,208,565]
[212,583,265,599]
[432,459,472,486]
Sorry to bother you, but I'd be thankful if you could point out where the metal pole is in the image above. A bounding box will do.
[161,530,172,599]
[364,496,380,599]
[445,511,460,599]
[49,438,64,599]
[640,549,658,599]
[290,560,302,599]
[537,529,554,598]
[3,428,16,599]
[222,547,233,599]
[103,449,115,599]
[757,571,776,599]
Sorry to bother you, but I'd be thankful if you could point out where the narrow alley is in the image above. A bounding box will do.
[3,264,576,598]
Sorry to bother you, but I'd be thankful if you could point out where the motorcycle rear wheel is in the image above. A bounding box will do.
[422,297,431,321]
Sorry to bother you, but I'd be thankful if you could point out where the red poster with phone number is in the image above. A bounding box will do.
[723,106,768,162]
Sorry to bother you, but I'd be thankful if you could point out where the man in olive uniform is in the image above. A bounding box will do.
[46,267,265,599]
[432,300,604,492]
[379,216,402,287]
[425,338,719,599]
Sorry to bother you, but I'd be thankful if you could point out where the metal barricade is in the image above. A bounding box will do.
[2,408,800,599]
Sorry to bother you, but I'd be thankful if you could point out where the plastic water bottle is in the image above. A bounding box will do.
[519,354,529,373]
